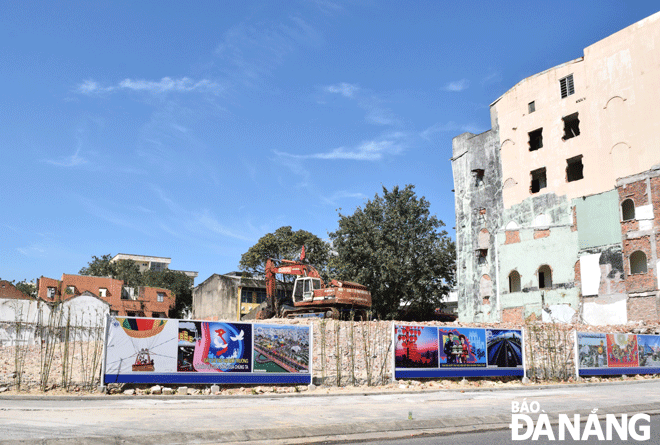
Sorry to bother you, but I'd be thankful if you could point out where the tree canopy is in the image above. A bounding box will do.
[79,254,192,318]
[239,226,331,280]
[329,185,455,319]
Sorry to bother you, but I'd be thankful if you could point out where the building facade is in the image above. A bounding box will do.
[37,274,174,318]
[193,272,291,321]
[451,13,660,324]
[110,253,199,285]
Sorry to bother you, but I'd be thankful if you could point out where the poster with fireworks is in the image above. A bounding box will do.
[393,325,524,378]
[576,332,660,376]
[395,325,439,368]
[104,316,312,385]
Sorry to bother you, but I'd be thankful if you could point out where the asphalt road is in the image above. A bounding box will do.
[338,415,660,445]
[2,380,660,444]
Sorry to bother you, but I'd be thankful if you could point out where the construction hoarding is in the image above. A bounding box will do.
[576,331,660,376]
[393,325,524,378]
[103,316,311,385]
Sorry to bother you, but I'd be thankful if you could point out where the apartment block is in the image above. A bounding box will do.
[451,13,660,324]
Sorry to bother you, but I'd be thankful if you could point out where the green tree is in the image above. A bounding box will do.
[329,185,455,319]
[142,269,192,318]
[79,254,142,286]
[239,226,331,280]
[78,254,115,277]
[12,280,37,298]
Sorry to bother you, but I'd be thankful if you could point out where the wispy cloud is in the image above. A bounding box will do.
[324,82,359,98]
[420,121,485,140]
[321,82,399,126]
[215,15,320,86]
[77,77,223,96]
[481,71,502,86]
[16,244,47,258]
[79,197,151,236]
[310,0,344,15]
[321,190,366,206]
[44,128,88,167]
[275,133,406,161]
[442,79,470,92]
[195,209,253,242]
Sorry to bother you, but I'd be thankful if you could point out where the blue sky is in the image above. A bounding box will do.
[2,1,658,285]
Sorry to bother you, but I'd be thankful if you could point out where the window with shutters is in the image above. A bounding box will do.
[559,74,575,98]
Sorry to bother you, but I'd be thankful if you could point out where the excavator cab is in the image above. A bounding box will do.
[292,277,322,303]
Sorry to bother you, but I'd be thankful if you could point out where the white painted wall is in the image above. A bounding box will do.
[579,254,602,296]
[0,298,51,346]
[582,295,628,325]
[62,293,109,328]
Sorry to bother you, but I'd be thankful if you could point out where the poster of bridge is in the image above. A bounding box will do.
[576,331,660,376]
[103,316,311,385]
[393,325,524,379]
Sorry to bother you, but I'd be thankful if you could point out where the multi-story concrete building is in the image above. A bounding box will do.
[37,274,174,318]
[451,12,660,324]
[110,253,199,285]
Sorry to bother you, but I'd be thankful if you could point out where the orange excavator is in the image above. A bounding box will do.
[257,248,371,320]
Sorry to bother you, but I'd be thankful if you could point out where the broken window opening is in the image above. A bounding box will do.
[528,128,543,151]
[528,101,536,114]
[472,169,485,187]
[530,168,547,194]
[562,112,580,140]
[559,74,575,99]
[621,199,635,221]
[538,265,552,289]
[630,251,648,274]
[509,271,521,293]
[566,155,584,182]
[476,248,488,265]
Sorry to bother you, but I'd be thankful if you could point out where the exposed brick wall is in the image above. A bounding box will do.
[574,260,581,289]
[622,236,656,293]
[534,229,550,239]
[502,306,524,323]
[505,230,520,244]
[651,176,660,226]
[618,181,649,206]
[621,219,639,233]
[37,274,174,317]
[0,280,31,300]
[627,295,659,322]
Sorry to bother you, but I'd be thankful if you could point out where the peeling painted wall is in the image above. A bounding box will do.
[451,129,503,322]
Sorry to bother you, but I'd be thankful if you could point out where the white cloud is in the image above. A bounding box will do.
[321,190,366,206]
[420,121,485,140]
[442,79,470,92]
[76,77,222,96]
[324,82,359,98]
[275,133,405,161]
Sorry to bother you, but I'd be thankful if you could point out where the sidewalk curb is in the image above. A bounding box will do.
[0,377,658,401]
